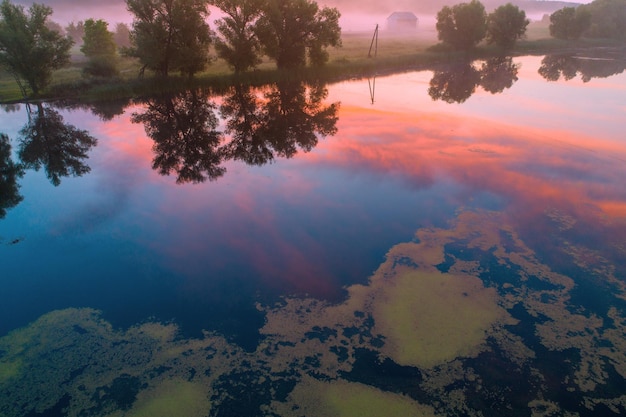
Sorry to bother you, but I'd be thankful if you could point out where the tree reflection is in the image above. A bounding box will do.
[56,99,130,121]
[131,90,226,184]
[539,53,626,82]
[428,56,519,103]
[428,60,482,103]
[220,83,274,166]
[18,104,98,186]
[0,133,24,219]
[220,81,339,165]
[479,56,519,94]
[429,57,520,103]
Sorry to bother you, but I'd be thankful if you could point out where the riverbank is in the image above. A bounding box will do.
[1,22,623,105]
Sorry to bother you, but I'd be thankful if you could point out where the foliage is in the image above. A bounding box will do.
[212,0,264,73]
[82,19,117,58]
[436,0,487,50]
[113,22,131,48]
[81,19,118,77]
[0,0,73,96]
[126,0,212,77]
[486,3,529,49]
[65,21,85,44]
[579,0,626,39]
[254,0,341,69]
[549,7,591,40]
[18,104,98,186]
[0,132,24,219]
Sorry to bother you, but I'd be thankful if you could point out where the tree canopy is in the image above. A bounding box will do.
[126,0,212,77]
[486,3,529,49]
[254,0,341,69]
[579,0,626,39]
[81,18,118,77]
[436,0,487,50]
[212,0,264,73]
[549,7,591,40]
[0,0,73,96]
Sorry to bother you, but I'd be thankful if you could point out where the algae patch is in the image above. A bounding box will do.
[370,268,505,368]
[270,377,437,417]
[126,379,211,417]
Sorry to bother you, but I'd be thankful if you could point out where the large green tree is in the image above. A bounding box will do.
[436,0,487,50]
[81,19,118,77]
[126,0,212,77]
[579,0,626,39]
[486,3,529,49]
[549,7,591,40]
[254,0,341,69]
[0,0,73,96]
[212,0,264,73]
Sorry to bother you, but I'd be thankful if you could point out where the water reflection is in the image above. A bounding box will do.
[18,104,98,186]
[479,56,519,94]
[131,90,225,184]
[130,81,340,182]
[221,80,340,164]
[57,98,131,121]
[1,54,626,417]
[428,57,519,103]
[539,51,626,82]
[0,134,24,219]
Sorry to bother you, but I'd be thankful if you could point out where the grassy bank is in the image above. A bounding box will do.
[0,22,622,104]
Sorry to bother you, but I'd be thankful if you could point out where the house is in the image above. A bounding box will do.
[386,12,419,32]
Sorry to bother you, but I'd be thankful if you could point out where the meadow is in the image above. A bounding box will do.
[0,20,620,104]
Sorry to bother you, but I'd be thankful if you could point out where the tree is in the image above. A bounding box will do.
[549,7,591,40]
[486,3,529,49]
[212,0,263,73]
[113,22,131,48]
[254,0,341,69]
[81,19,118,77]
[65,20,85,44]
[436,0,487,50]
[579,0,626,39]
[0,0,73,96]
[126,0,212,77]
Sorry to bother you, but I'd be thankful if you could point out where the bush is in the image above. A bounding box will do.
[83,56,119,78]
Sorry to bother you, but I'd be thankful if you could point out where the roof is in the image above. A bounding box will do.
[387,11,418,21]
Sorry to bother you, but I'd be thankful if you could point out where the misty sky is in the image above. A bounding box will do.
[14,0,582,29]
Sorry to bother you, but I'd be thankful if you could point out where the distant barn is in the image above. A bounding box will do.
[386,12,418,32]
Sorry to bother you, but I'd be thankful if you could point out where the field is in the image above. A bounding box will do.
[0,20,618,104]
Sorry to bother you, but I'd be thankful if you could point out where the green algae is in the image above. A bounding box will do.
[125,379,211,417]
[270,378,437,417]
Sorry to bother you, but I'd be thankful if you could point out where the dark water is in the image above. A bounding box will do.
[1,53,625,416]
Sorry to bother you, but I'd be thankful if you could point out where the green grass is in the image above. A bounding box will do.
[0,27,622,104]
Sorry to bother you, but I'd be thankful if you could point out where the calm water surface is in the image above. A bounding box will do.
[1,53,625,416]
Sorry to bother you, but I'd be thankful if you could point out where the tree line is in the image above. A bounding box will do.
[0,0,341,97]
[434,0,626,51]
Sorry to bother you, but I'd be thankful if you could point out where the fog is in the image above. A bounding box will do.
[14,0,580,28]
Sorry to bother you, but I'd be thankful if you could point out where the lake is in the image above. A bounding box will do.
[1,52,626,416]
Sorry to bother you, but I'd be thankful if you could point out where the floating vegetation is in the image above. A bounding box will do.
[1,208,625,416]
